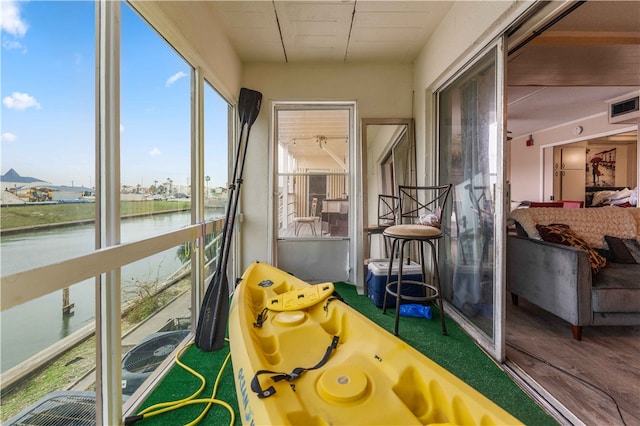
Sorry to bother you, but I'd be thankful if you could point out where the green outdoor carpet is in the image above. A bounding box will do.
[133,282,555,425]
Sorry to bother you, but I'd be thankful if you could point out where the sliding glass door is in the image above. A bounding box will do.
[437,38,507,360]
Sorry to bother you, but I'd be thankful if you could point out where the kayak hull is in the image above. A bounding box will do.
[229,261,522,425]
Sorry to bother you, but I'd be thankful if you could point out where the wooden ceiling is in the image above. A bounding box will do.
[160,1,639,140]
[205,1,453,63]
[506,1,639,137]
[508,1,640,87]
[277,109,350,169]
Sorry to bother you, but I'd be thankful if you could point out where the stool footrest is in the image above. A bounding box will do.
[385,280,439,303]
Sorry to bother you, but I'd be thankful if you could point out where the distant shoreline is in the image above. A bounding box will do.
[0,208,190,236]
[0,198,225,235]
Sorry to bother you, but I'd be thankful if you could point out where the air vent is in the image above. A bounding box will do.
[5,391,96,426]
[608,92,640,124]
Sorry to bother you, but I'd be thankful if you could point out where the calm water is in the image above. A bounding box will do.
[0,210,221,372]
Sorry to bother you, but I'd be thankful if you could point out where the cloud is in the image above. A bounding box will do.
[1,0,29,38]
[2,92,41,110]
[149,147,161,157]
[2,132,17,142]
[166,71,187,87]
[2,38,24,51]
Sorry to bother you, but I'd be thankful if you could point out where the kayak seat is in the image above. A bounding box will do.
[382,184,452,336]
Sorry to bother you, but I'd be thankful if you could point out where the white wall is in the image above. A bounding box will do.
[509,112,638,203]
[412,1,528,185]
[240,2,534,274]
[241,63,414,270]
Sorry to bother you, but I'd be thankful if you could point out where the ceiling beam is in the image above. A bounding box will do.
[530,31,640,46]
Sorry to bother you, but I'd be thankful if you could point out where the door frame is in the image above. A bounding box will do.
[269,100,359,284]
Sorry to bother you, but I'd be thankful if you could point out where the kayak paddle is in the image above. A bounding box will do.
[195,87,263,351]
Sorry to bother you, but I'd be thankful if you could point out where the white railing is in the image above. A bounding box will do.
[0,217,224,393]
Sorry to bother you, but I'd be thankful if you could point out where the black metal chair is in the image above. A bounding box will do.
[365,194,398,259]
[382,184,452,336]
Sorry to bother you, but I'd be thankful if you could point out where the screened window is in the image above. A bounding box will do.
[120,4,191,243]
[203,82,230,277]
[0,0,96,372]
[276,108,350,238]
[0,1,232,420]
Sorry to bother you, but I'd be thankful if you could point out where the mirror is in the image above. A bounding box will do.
[362,118,416,260]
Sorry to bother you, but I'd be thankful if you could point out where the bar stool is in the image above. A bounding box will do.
[382,184,452,336]
[365,194,398,259]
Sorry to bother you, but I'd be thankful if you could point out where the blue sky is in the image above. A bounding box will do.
[1,0,229,190]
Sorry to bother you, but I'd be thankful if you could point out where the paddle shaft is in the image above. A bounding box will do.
[218,123,253,279]
[214,124,247,280]
[196,88,262,351]
[215,87,262,280]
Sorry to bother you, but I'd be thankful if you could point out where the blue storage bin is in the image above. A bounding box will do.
[366,259,424,308]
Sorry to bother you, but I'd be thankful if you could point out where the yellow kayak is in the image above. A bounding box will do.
[229,261,523,425]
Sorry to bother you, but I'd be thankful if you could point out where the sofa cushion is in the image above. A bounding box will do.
[509,206,637,248]
[536,223,607,274]
[604,235,640,264]
[592,263,640,312]
[628,208,640,241]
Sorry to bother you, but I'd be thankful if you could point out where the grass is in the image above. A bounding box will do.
[0,336,98,421]
[0,200,190,230]
[0,280,190,422]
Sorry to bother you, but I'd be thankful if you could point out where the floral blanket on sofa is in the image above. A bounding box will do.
[509,206,639,249]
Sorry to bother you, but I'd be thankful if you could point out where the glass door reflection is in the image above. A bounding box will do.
[438,41,505,356]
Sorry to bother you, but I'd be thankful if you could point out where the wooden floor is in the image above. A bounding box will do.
[279,222,320,238]
[506,295,640,426]
[279,222,338,238]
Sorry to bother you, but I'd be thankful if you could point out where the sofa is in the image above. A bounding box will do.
[507,206,640,340]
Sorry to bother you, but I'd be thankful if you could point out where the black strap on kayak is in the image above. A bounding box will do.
[254,290,346,328]
[330,289,346,304]
[250,335,340,399]
[323,290,347,313]
[253,307,268,328]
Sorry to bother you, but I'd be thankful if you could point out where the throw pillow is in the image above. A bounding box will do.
[536,223,607,274]
[625,239,640,263]
[514,222,528,237]
[604,235,640,264]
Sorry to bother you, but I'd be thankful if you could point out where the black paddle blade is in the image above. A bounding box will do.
[195,272,230,351]
[238,88,262,127]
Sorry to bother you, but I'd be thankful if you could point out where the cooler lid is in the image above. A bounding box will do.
[368,259,422,275]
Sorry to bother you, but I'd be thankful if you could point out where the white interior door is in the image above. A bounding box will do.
[560,146,586,200]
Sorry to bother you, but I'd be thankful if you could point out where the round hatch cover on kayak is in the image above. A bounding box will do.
[317,365,369,404]
[273,310,307,326]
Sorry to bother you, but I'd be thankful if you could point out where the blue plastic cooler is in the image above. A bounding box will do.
[366,259,424,308]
